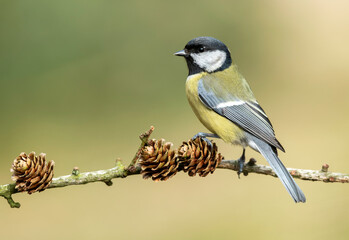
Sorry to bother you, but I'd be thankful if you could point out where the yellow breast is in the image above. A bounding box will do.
[185,73,245,144]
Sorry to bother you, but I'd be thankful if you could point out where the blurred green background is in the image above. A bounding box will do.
[1,1,348,239]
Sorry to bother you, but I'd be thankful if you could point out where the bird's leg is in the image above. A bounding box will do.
[237,148,246,178]
[192,132,220,150]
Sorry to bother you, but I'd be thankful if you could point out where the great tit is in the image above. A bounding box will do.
[175,36,306,203]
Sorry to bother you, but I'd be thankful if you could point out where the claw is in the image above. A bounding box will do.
[192,132,213,151]
[192,136,213,151]
[192,133,205,141]
[203,137,214,151]
[192,132,219,152]
[192,132,220,141]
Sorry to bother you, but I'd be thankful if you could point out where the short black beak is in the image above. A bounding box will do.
[174,49,187,57]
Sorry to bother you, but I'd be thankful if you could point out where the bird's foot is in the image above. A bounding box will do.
[192,132,218,150]
[192,132,219,140]
[237,149,246,178]
[194,136,213,150]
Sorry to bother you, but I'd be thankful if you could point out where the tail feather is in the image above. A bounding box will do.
[250,136,306,203]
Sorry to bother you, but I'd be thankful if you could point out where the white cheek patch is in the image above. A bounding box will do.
[191,50,227,72]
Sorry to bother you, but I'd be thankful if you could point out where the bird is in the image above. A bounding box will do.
[174,36,306,203]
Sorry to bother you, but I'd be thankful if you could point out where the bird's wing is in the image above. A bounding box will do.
[198,78,285,152]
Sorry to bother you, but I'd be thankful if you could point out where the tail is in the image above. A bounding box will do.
[249,135,306,203]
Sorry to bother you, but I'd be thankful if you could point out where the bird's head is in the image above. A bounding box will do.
[174,36,232,75]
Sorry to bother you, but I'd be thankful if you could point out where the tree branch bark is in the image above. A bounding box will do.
[218,159,349,183]
[1,126,348,208]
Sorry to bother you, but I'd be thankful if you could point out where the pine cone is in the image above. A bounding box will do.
[178,138,223,177]
[11,152,55,194]
[139,139,179,181]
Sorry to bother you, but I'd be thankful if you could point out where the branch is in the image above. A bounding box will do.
[0,126,154,209]
[0,126,348,208]
[0,160,132,208]
[218,159,349,183]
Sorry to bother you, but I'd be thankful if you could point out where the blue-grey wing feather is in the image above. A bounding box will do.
[198,79,284,151]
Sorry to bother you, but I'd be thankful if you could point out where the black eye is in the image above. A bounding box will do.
[199,46,205,52]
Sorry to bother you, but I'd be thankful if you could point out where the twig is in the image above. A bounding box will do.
[0,126,348,208]
[126,126,154,174]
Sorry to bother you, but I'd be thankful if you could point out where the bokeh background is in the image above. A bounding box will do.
[1,1,348,239]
